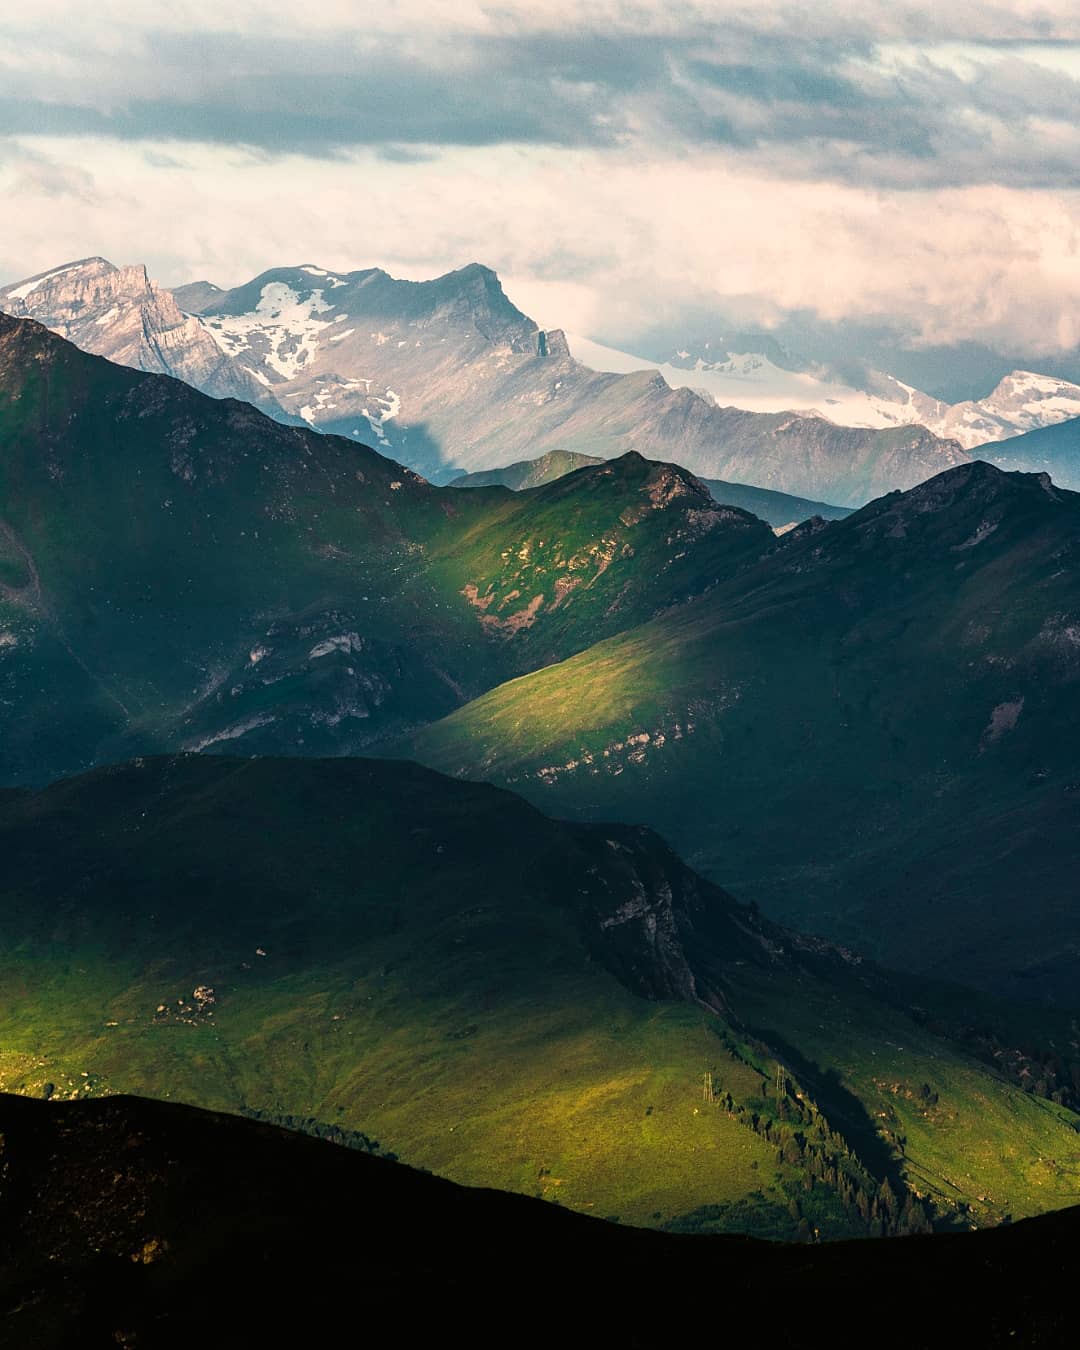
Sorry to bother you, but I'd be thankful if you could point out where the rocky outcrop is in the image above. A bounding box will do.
[0,258,281,415]
[571,820,808,1017]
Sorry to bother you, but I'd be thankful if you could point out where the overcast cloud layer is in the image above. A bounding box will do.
[3,1,1080,355]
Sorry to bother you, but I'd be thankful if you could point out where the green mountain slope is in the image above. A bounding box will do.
[402,462,1080,1000]
[0,314,770,784]
[1,1092,1076,1349]
[1,754,1078,1237]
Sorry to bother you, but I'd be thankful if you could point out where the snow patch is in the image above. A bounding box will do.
[359,388,400,445]
[4,262,84,301]
[201,282,335,380]
[297,376,370,426]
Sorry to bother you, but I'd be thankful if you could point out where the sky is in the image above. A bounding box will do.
[3,2,1080,357]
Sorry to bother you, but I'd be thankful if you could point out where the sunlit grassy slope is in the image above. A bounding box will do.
[1,755,1077,1236]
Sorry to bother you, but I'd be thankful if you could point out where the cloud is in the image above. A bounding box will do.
[3,134,1080,360]
[0,141,98,202]
[3,3,1080,358]
[2,8,1080,186]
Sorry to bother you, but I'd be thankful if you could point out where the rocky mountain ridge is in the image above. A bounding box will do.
[2,255,970,505]
[0,257,280,416]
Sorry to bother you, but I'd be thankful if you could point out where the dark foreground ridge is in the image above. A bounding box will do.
[0,1093,1073,1349]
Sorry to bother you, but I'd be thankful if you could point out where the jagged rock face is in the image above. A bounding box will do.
[2,256,967,503]
[0,257,278,414]
[191,262,556,468]
[569,819,807,1015]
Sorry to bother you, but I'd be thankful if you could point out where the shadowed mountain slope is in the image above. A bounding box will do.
[402,462,1080,999]
[0,1091,1075,1349]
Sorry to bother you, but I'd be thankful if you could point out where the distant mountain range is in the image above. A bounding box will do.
[1,256,970,506]
[573,333,1080,453]
[9,256,1080,507]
